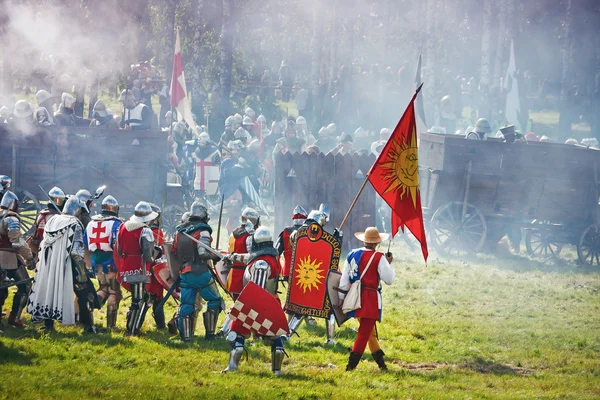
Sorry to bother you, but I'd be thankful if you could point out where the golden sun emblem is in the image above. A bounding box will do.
[295,254,325,293]
[380,127,420,209]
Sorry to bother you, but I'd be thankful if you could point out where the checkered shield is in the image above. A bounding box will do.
[229,282,289,337]
[240,176,269,216]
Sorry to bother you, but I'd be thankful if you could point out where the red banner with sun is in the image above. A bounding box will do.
[368,98,428,262]
[284,223,341,319]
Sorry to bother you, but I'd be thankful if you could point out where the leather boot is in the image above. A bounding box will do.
[371,349,388,371]
[8,313,26,328]
[346,351,362,371]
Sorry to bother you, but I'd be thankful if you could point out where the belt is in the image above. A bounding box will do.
[363,286,378,292]
[120,253,141,258]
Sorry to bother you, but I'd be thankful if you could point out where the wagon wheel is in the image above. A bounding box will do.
[162,204,186,241]
[430,201,487,257]
[14,188,41,236]
[577,225,600,267]
[525,224,563,260]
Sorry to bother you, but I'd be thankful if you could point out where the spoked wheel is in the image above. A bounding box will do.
[430,201,487,257]
[525,224,563,260]
[14,188,41,236]
[577,225,600,267]
[162,204,186,241]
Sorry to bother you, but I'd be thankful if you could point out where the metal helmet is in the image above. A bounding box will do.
[149,203,161,215]
[181,211,190,224]
[0,175,11,191]
[326,123,337,134]
[307,210,327,226]
[292,205,308,226]
[190,201,209,221]
[241,207,260,227]
[380,128,391,140]
[174,121,187,135]
[225,116,234,128]
[245,107,255,120]
[318,203,330,224]
[296,116,307,127]
[228,139,245,151]
[234,127,250,143]
[119,89,135,103]
[242,116,253,126]
[149,203,162,228]
[0,190,18,211]
[61,92,76,108]
[36,107,52,125]
[75,189,92,211]
[475,118,492,134]
[36,89,52,105]
[256,114,267,124]
[130,201,158,223]
[0,106,10,120]
[62,196,83,217]
[48,186,66,208]
[13,100,33,120]
[198,132,210,145]
[248,138,261,153]
[252,226,272,245]
[233,113,243,125]
[101,195,119,215]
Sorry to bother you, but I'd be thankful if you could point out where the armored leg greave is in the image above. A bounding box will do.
[222,334,245,373]
[325,314,336,345]
[271,339,286,377]
[179,315,192,342]
[152,299,166,330]
[203,308,220,340]
[285,314,304,339]
[126,283,149,336]
[75,288,96,333]
[190,309,200,337]
[346,351,362,371]
[371,349,388,371]
[218,313,233,336]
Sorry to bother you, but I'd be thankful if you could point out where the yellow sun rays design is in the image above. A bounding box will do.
[295,254,325,293]
[379,126,420,209]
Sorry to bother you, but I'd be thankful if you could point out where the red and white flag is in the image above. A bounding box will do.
[170,30,197,131]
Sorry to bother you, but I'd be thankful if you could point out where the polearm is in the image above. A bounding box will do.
[181,231,226,260]
[215,194,225,250]
[338,83,424,231]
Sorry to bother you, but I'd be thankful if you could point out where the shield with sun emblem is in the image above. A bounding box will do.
[284,223,342,318]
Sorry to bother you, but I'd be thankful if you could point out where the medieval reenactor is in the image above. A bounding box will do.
[75,189,97,229]
[28,186,66,258]
[28,196,97,332]
[89,100,118,129]
[120,89,152,131]
[191,132,221,196]
[219,116,235,149]
[146,203,168,330]
[0,175,12,202]
[338,227,395,371]
[116,201,158,336]
[171,202,223,341]
[83,196,123,330]
[222,227,286,376]
[0,191,35,328]
[275,205,307,281]
[218,140,250,232]
[54,93,90,127]
[465,118,493,140]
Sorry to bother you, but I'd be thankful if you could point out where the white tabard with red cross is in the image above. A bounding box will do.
[85,219,117,252]
[194,150,220,194]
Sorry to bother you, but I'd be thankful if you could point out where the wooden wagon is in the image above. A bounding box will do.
[419,132,600,266]
[0,125,172,235]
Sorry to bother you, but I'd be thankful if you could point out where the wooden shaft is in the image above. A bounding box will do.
[339,176,369,231]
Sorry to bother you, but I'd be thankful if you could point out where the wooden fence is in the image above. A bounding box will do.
[274,152,376,251]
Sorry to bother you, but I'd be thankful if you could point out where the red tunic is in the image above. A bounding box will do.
[116,224,150,285]
[278,227,294,278]
[227,230,250,297]
[353,250,383,320]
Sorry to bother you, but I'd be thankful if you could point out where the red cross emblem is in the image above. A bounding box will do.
[89,223,110,248]
[196,159,218,191]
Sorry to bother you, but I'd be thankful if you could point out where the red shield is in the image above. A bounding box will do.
[152,260,180,300]
[284,224,341,319]
[230,282,289,337]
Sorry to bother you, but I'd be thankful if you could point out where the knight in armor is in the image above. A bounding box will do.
[89,100,118,129]
[171,202,223,341]
[370,128,391,157]
[286,205,342,344]
[75,189,94,228]
[83,196,123,330]
[216,207,260,337]
[54,93,90,127]
[275,205,307,281]
[327,132,354,156]
[219,116,235,149]
[0,175,12,201]
[28,186,66,258]
[222,227,286,376]
[465,118,492,140]
[218,140,252,233]
[0,191,35,328]
[10,100,36,134]
[27,196,97,332]
[116,202,158,335]
[120,89,152,131]
[191,132,221,196]
[272,118,305,159]
[146,203,168,330]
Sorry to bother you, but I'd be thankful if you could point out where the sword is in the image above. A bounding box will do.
[154,276,180,315]
[181,231,226,260]
[215,194,225,250]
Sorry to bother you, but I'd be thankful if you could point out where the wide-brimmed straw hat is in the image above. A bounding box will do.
[354,227,389,244]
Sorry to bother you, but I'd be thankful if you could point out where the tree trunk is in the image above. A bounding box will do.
[191,0,206,120]
[220,0,234,117]
[164,0,176,86]
[310,0,324,130]
[492,0,508,90]
[558,0,573,138]
[327,0,338,97]
[480,0,493,88]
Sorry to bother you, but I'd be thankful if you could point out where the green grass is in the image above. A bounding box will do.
[1,239,599,399]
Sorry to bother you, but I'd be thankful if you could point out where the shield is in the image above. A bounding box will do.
[284,224,341,319]
[213,259,232,295]
[230,282,289,337]
[240,176,269,216]
[153,260,180,301]
[326,270,349,327]
[194,152,220,195]
[163,242,181,281]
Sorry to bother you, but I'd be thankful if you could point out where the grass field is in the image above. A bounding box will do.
[1,238,599,400]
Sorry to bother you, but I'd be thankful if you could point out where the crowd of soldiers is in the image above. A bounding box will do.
[0,172,395,375]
